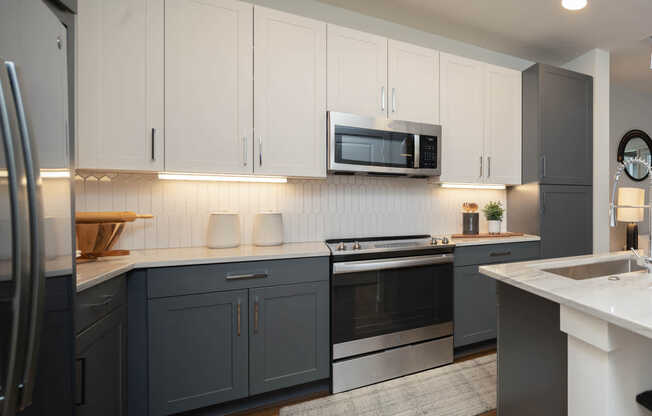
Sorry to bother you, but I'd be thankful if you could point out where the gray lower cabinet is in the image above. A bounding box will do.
[454,265,497,347]
[454,242,540,348]
[75,305,127,416]
[497,282,567,416]
[249,282,329,395]
[148,290,249,416]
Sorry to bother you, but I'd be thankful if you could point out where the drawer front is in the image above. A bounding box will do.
[454,242,540,267]
[147,257,329,299]
[75,275,126,334]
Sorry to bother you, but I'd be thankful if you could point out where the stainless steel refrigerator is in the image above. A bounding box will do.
[0,0,76,415]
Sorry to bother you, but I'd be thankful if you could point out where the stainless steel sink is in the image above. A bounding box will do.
[543,258,646,280]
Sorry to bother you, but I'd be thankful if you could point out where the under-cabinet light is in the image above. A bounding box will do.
[41,169,71,178]
[158,173,287,183]
[441,183,506,190]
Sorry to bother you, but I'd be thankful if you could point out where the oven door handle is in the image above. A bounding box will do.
[332,254,454,275]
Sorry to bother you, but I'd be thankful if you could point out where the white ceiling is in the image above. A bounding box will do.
[316,0,652,90]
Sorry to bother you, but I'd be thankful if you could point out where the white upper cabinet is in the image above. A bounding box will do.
[327,25,387,118]
[484,64,522,185]
[439,52,485,183]
[439,53,522,185]
[388,40,439,124]
[254,6,326,178]
[77,0,164,171]
[164,0,253,174]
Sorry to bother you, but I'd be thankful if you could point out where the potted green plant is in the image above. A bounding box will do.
[482,201,504,234]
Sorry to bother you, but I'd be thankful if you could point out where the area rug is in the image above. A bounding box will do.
[280,353,496,416]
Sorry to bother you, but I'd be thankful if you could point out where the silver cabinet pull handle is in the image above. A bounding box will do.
[6,61,45,410]
[259,136,262,166]
[480,155,483,178]
[151,128,156,161]
[381,86,385,112]
[254,296,260,333]
[226,272,267,280]
[236,300,241,336]
[541,155,546,178]
[0,62,26,416]
[242,136,247,167]
[391,88,396,113]
[488,156,491,178]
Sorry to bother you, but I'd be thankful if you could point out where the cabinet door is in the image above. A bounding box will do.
[540,65,593,185]
[485,64,522,185]
[148,290,248,416]
[249,282,329,395]
[75,306,127,416]
[254,7,326,178]
[77,0,164,171]
[164,0,253,174]
[388,40,439,124]
[454,265,497,348]
[540,185,592,259]
[327,24,387,118]
[439,52,485,183]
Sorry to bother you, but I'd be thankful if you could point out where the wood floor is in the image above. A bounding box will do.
[233,349,497,416]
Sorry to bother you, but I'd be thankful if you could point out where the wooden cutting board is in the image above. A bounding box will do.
[76,211,153,223]
[451,232,524,239]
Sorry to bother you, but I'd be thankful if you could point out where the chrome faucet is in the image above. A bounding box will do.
[610,157,652,271]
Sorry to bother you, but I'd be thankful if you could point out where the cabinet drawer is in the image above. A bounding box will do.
[454,242,540,267]
[75,275,126,334]
[147,257,329,299]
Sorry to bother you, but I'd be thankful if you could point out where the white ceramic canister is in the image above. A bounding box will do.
[207,213,241,248]
[253,212,283,246]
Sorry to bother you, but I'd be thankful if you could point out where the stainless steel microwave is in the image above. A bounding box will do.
[327,112,442,177]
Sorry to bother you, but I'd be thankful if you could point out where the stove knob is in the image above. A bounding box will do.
[336,242,346,251]
[352,241,361,250]
[431,237,440,245]
[441,237,449,245]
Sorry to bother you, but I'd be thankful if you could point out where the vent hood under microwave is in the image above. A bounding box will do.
[327,112,442,177]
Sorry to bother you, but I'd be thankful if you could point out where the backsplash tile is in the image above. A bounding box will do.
[75,173,507,250]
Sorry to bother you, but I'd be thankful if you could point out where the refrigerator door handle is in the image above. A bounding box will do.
[6,61,45,411]
[0,63,27,416]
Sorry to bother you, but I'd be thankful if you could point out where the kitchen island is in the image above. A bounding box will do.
[481,251,652,416]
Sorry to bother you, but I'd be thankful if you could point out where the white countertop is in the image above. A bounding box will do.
[76,242,330,292]
[480,251,652,341]
[450,234,540,246]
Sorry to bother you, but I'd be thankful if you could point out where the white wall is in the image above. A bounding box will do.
[609,85,652,251]
[246,0,533,71]
[563,49,611,254]
[75,174,507,250]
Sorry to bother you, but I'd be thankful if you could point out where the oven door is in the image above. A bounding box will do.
[331,254,453,360]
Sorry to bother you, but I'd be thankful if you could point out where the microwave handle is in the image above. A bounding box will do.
[413,134,420,169]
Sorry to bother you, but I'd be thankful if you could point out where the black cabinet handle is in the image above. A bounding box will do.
[490,251,512,257]
[83,295,113,309]
[75,358,85,406]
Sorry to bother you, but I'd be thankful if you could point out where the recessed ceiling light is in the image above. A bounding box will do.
[562,0,587,10]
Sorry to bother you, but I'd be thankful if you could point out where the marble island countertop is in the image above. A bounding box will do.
[76,242,330,292]
[480,251,652,340]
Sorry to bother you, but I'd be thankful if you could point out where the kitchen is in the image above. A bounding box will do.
[1,0,651,415]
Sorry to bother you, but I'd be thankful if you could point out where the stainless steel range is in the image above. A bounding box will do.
[326,235,455,393]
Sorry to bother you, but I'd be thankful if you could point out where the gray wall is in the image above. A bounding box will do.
[245,0,533,71]
[609,84,652,251]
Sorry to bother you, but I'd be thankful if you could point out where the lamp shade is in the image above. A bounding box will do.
[617,187,645,222]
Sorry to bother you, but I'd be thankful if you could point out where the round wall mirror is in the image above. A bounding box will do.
[617,129,652,181]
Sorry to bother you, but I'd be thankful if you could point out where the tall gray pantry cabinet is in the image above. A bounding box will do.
[508,63,593,258]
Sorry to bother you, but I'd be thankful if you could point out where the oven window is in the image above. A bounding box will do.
[334,126,414,168]
[331,263,453,345]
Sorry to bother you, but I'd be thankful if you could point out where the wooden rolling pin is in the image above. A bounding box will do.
[76,211,154,224]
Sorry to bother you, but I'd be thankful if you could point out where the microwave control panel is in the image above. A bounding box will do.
[419,135,437,169]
